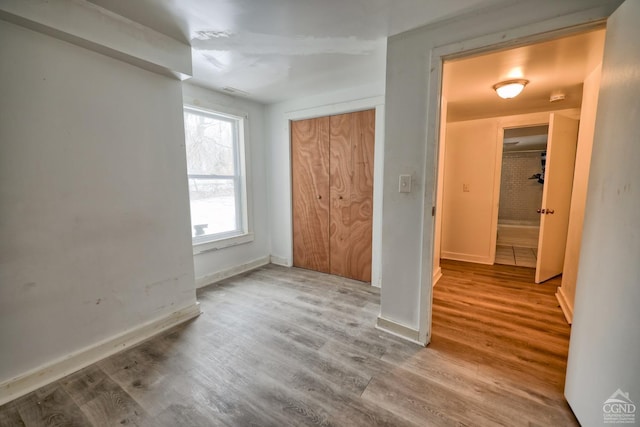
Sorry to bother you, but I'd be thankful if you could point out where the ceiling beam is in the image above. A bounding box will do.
[0,0,192,80]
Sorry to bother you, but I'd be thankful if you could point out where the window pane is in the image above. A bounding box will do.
[183,107,242,242]
[188,177,238,238]
[184,111,235,176]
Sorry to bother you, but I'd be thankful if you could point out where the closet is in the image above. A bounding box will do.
[291,109,375,282]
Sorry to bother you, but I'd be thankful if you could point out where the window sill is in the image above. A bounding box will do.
[193,232,254,255]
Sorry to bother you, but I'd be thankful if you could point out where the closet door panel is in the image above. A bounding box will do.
[349,109,375,282]
[291,117,330,273]
[329,113,352,278]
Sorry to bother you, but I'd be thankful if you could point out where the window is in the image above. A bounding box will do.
[183,106,248,246]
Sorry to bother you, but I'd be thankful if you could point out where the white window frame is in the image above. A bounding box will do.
[183,105,253,254]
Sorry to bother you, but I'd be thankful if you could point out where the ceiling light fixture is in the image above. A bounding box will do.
[493,79,529,99]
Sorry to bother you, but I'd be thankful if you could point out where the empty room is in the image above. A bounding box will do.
[1,1,638,426]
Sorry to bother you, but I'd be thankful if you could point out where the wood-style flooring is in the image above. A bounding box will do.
[0,261,577,426]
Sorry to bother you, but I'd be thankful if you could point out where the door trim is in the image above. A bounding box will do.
[284,96,385,287]
[419,13,609,345]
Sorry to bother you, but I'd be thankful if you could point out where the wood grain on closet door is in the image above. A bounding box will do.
[329,113,352,279]
[330,110,375,282]
[349,109,375,282]
[291,117,330,273]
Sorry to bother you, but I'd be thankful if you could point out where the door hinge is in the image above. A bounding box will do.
[432,206,436,217]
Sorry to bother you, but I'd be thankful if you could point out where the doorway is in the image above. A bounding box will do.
[283,97,385,288]
[435,27,605,289]
[291,109,375,283]
[409,1,635,423]
[495,125,548,268]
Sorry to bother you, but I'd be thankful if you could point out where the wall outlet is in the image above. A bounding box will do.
[463,183,470,192]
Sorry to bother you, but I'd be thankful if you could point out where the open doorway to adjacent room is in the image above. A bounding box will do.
[495,125,548,268]
[432,26,606,323]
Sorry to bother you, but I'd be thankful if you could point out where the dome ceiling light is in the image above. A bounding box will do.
[493,79,529,99]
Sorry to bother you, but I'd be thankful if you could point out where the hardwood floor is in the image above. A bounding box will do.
[0,261,577,426]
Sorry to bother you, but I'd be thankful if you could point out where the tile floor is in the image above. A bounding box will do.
[495,225,539,268]
[495,245,538,268]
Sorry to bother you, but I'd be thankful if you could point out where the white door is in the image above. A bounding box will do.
[534,113,579,283]
[564,0,640,425]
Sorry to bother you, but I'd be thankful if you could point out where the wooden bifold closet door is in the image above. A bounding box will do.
[291,116,331,274]
[291,109,374,282]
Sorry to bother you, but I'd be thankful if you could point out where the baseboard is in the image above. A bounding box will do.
[0,302,201,406]
[556,287,573,324]
[497,222,540,229]
[195,256,270,288]
[376,316,424,346]
[441,251,493,265]
[269,255,292,267]
[432,266,443,287]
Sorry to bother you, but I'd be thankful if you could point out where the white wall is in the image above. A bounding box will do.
[381,0,622,339]
[0,18,196,386]
[441,118,500,264]
[565,0,640,424]
[266,82,385,285]
[0,0,191,79]
[182,83,271,287]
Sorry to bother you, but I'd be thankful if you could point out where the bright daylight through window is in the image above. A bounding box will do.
[183,106,246,245]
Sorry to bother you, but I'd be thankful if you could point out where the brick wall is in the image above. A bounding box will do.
[498,152,544,225]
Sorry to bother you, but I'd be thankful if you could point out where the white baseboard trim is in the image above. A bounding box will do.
[432,266,443,287]
[0,302,201,406]
[376,316,424,346]
[497,223,540,229]
[195,256,270,288]
[269,255,292,267]
[441,251,492,265]
[556,287,573,324]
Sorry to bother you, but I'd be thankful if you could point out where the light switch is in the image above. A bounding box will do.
[399,175,412,193]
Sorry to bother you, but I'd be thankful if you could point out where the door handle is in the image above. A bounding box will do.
[547,209,554,214]
[537,208,555,215]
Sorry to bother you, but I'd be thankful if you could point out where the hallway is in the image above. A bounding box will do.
[430,260,575,423]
